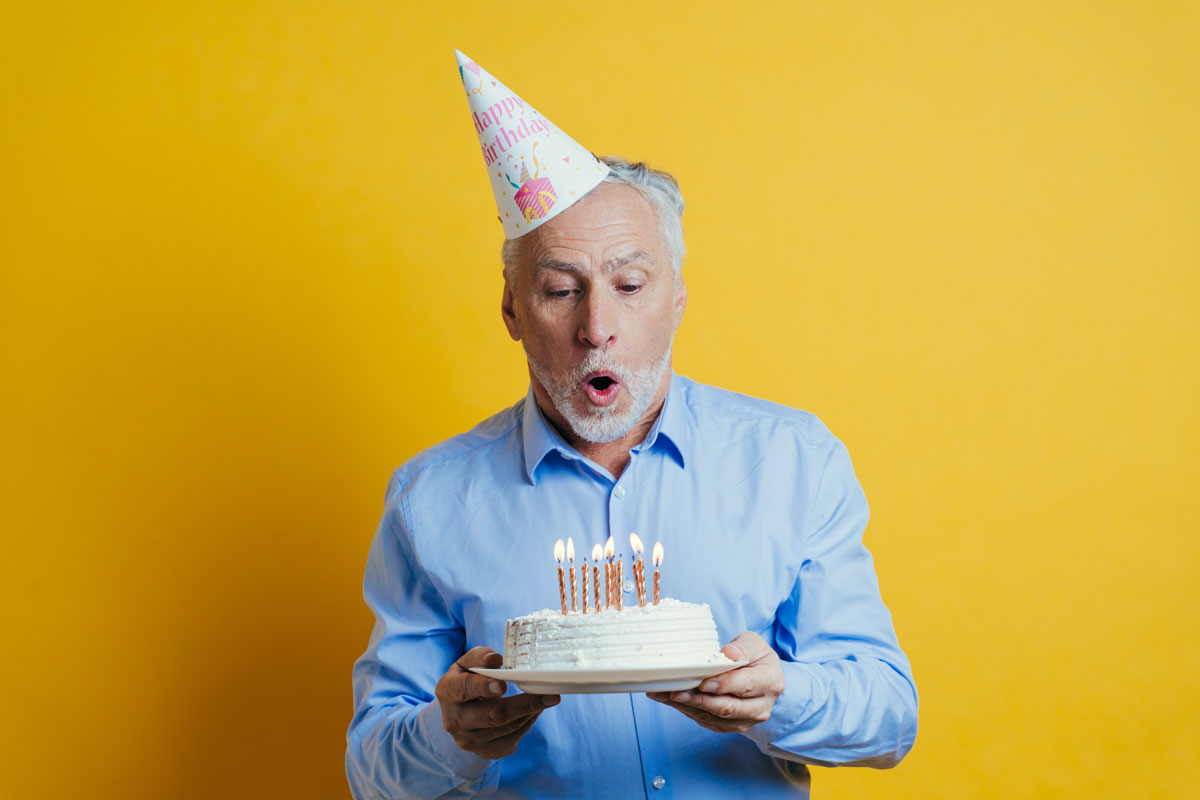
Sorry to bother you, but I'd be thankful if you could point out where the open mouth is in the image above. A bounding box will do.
[589,376,615,391]
[583,372,620,407]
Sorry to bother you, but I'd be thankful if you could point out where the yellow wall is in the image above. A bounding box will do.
[3,2,1197,797]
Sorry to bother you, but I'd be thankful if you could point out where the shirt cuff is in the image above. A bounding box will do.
[414,699,498,780]
[741,661,818,754]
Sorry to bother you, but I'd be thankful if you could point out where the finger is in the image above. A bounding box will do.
[471,713,542,759]
[454,646,503,671]
[460,692,560,732]
[726,630,771,662]
[646,691,719,718]
[440,648,507,704]
[666,689,747,720]
[475,707,544,744]
[442,670,508,704]
[696,665,766,699]
[645,694,731,731]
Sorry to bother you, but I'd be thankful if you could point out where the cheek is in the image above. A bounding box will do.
[522,318,574,355]
[636,312,678,345]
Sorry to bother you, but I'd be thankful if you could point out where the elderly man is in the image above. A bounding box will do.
[346,54,916,799]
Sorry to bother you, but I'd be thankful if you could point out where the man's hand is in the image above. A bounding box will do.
[435,647,560,759]
[647,631,784,733]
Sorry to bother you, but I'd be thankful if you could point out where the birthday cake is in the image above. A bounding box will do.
[502,598,730,670]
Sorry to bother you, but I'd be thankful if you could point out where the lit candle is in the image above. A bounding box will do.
[652,541,663,605]
[591,544,602,612]
[581,556,589,614]
[554,538,567,615]
[567,537,577,613]
[604,536,615,609]
[629,533,646,607]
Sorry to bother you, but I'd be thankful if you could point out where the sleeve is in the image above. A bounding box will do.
[345,473,502,799]
[742,436,919,768]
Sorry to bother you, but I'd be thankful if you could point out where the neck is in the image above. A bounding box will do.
[532,371,672,480]
[559,398,665,479]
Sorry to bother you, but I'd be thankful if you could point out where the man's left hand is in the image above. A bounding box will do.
[647,631,784,733]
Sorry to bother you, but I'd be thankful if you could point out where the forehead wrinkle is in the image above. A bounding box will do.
[532,258,583,276]
[604,249,653,273]
[531,249,653,279]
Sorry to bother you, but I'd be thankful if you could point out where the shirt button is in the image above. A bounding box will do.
[652,776,666,790]
[613,485,626,498]
[623,580,634,593]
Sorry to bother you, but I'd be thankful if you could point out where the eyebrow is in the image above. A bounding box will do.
[533,249,653,276]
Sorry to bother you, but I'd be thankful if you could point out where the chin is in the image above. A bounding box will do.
[563,401,639,444]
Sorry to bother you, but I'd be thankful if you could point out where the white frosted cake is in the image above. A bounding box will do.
[503,598,731,669]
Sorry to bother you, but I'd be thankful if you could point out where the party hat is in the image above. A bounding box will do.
[455,50,610,239]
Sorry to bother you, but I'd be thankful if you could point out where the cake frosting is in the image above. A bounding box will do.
[503,598,730,669]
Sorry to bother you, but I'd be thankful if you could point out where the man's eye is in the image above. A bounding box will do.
[547,288,576,298]
[617,284,642,294]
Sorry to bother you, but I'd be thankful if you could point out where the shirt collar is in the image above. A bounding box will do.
[637,374,688,470]
[520,374,690,485]
[521,385,573,484]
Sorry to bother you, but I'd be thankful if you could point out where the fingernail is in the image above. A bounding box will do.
[488,681,502,695]
[541,694,560,706]
[673,691,691,702]
[700,681,718,693]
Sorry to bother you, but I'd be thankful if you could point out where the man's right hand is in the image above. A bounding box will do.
[435,646,560,759]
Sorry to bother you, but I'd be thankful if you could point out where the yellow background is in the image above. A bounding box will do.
[3,2,1197,797]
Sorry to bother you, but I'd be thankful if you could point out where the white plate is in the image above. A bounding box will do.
[470,661,748,694]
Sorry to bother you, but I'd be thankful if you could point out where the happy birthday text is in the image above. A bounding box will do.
[472,94,553,167]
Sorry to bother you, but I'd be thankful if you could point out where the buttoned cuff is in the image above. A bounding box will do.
[414,699,498,780]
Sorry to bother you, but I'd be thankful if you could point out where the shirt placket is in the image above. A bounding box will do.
[606,461,637,605]
[607,454,675,799]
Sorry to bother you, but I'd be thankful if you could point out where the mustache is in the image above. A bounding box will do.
[567,351,626,384]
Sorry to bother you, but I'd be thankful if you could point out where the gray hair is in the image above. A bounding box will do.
[501,155,686,288]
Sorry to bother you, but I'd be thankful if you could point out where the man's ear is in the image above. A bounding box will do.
[501,277,522,342]
[672,276,688,330]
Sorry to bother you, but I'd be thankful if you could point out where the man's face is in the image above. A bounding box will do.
[502,183,687,444]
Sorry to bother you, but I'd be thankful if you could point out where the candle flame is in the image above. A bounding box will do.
[604,535,614,561]
[554,538,564,563]
[566,537,575,562]
[652,541,664,567]
[629,532,644,556]
[591,543,603,561]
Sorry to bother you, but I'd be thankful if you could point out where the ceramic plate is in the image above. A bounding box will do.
[470,661,748,694]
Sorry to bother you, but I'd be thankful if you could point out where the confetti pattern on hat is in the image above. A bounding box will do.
[455,49,610,239]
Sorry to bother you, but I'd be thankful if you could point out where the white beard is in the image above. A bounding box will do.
[527,339,673,444]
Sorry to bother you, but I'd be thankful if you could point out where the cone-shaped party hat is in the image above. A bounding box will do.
[455,50,610,239]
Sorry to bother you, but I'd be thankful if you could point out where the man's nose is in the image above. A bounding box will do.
[578,289,617,349]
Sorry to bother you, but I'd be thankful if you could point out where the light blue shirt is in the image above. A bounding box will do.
[346,375,917,799]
